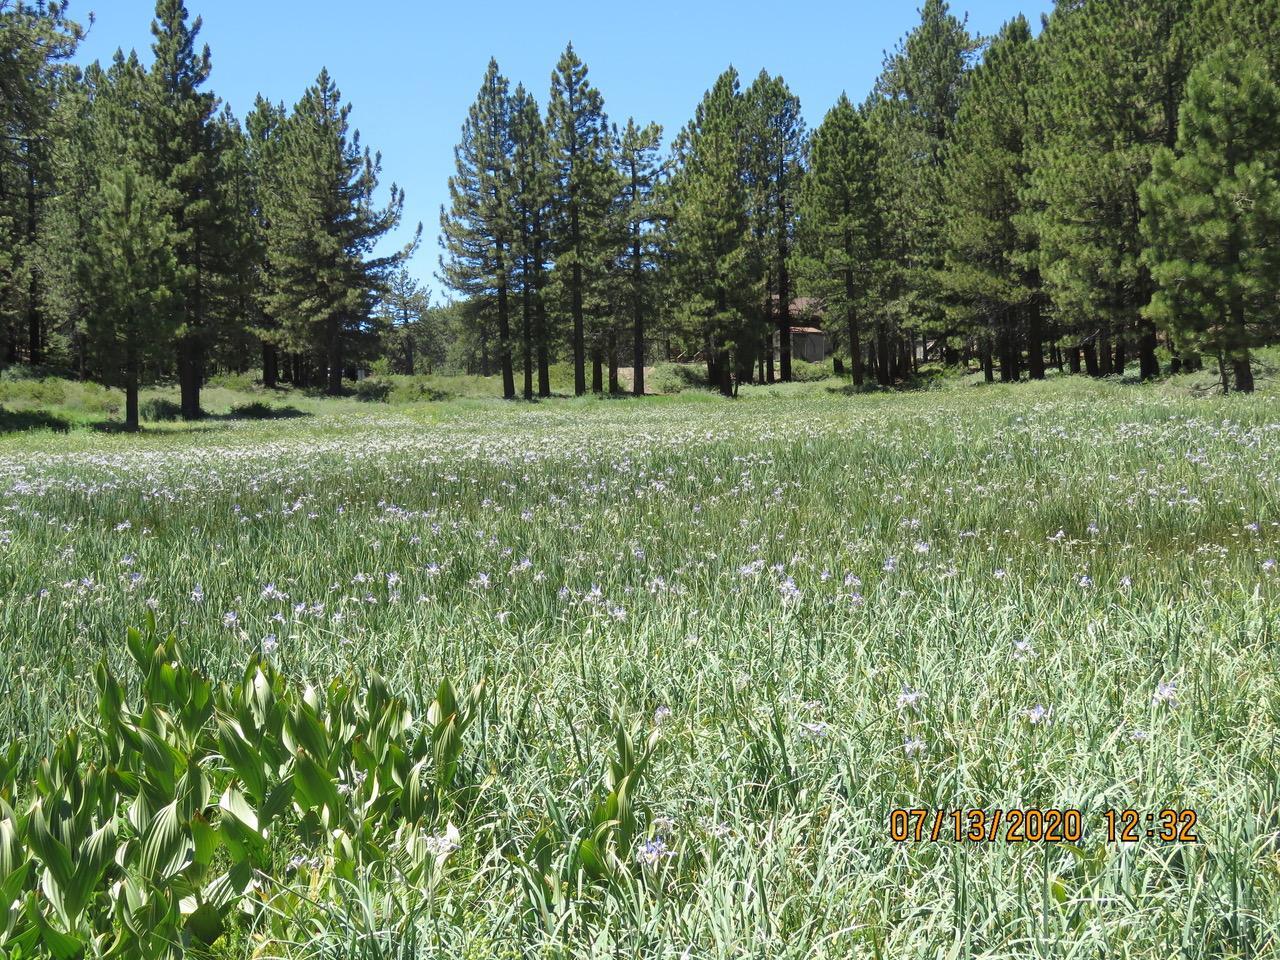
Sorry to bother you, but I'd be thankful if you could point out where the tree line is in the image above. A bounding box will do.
[4,0,1280,427]
[441,0,1280,398]
[1,0,416,428]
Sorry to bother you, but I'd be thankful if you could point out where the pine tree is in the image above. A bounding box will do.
[264,69,413,395]
[667,68,754,396]
[440,59,516,399]
[613,118,664,396]
[867,0,980,370]
[745,71,805,383]
[1030,0,1196,380]
[147,0,221,418]
[0,0,82,367]
[546,44,611,395]
[795,94,879,387]
[245,95,287,386]
[69,51,179,430]
[1140,45,1280,393]
[379,267,431,375]
[201,106,263,379]
[940,15,1043,382]
[510,84,552,399]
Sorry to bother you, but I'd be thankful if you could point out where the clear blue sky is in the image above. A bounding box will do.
[73,0,1053,297]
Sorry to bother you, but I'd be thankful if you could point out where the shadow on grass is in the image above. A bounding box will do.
[220,402,310,421]
[825,368,948,395]
[0,408,72,434]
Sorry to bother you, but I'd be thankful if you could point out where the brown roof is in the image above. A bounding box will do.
[790,326,824,335]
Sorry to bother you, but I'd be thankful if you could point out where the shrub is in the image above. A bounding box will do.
[387,377,455,403]
[206,371,259,393]
[0,375,67,407]
[354,376,393,402]
[790,359,834,382]
[140,397,183,421]
[649,363,707,395]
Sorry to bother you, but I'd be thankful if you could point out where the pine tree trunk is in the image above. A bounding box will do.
[982,339,994,383]
[522,259,533,400]
[1083,343,1098,376]
[1113,336,1126,375]
[262,343,278,389]
[1097,335,1113,376]
[533,213,551,397]
[1232,355,1254,393]
[632,316,645,396]
[718,347,733,397]
[179,337,203,418]
[999,324,1017,383]
[125,339,140,432]
[876,325,891,386]
[26,166,42,366]
[1138,320,1159,380]
[1068,347,1081,375]
[327,334,344,396]
[631,215,645,396]
[496,242,515,400]
[608,329,620,394]
[591,347,603,393]
[572,258,586,396]
[778,314,792,382]
[1026,300,1045,380]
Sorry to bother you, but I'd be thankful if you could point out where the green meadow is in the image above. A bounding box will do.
[2,371,1279,958]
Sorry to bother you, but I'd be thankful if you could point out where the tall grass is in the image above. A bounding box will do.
[0,375,1277,957]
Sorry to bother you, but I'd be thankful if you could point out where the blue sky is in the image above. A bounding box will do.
[73,0,1054,296]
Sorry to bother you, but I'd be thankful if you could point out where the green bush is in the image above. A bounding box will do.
[354,376,393,402]
[0,374,67,407]
[140,397,183,421]
[790,359,834,382]
[205,371,259,393]
[386,377,455,403]
[649,363,707,395]
[0,619,483,958]
[72,382,121,416]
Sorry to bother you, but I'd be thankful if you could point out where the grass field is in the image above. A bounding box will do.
[2,370,1279,958]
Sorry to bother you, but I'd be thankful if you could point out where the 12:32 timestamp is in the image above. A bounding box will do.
[888,808,1199,843]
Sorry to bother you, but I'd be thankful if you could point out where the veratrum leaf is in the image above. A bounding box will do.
[218,787,259,835]
[140,801,192,881]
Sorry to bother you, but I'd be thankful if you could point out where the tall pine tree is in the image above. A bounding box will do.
[440,59,516,399]
[0,0,82,366]
[147,0,221,418]
[264,69,413,395]
[546,45,611,395]
[866,0,980,371]
[510,83,551,399]
[71,52,180,430]
[795,94,879,386]
[667,68,754,396]
[745,71,805,383]
[940,15,1043,383]
[614,118,664,396]
[1141,45,1280,393]
[1029,0,1197,379]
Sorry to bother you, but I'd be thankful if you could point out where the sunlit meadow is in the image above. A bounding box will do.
[2,374,1279,958]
